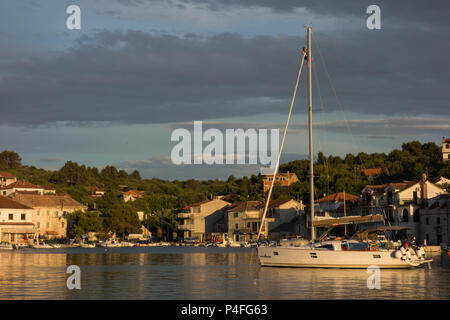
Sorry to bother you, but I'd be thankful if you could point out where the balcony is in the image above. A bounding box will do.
[178,212,193,219]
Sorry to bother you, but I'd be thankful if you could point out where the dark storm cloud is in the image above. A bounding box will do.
[1,1,449,127]
[168,117,450,138]
[117,0,450,25]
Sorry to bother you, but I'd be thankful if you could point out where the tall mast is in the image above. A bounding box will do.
[307,26,315,241]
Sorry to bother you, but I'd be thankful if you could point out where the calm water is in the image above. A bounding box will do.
[0,247,449,300]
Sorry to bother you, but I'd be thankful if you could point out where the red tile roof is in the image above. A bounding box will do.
[264,199,294,208]
[124,190,144,197]
[315,192,358,203]
[1,180,41,190]
[366,184,388,190]
[363,168,382,176]
[11,193,86,208]
[388,181,417,191]
[0,171,16,178]
[227,201,262,212]
[0,195,33,209]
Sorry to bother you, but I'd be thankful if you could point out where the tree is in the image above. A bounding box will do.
[67,210,103,240]
[103,203,141,237]
[130,170,142,180]
[144,208,178,241]
[101,165,119,182]
[0,150,22,169]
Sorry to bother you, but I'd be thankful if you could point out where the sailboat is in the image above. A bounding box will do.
[257,27,431,269]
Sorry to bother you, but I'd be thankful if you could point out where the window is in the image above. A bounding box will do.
[37,210,40,216]
[21,214,26,220]
[8,213,13,220]
[2,191,5,195]
[37,222,40,228]
[426,217,429,225]
[235,223,238,229]
[46,210,50,216]
[402,209,409,223]
[234,212,238,218]
[437,217,440,225]
[413,191,418,204]
[46,222,49,228]
[413,210,420,223]
[54,211,58,218]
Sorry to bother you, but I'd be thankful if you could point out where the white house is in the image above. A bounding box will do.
[1,180,45,197]
[178,198,230,241]
[0,172,17,187]
[417,194,450,246]
[359,175,448,241]
[0,195,38,244]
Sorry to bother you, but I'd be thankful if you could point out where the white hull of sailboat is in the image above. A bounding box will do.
[258,246,429,269]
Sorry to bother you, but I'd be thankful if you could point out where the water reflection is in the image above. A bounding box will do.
[0,248,448,299]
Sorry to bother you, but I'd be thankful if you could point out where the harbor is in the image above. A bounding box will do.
[0,247,449,300]
[0,0,449,305]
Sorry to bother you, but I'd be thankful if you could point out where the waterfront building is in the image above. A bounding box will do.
[11,193,87,239]
[314,192,358,216]
[0,195,38,244]
[0,172,17,187]
[1,180,45,196]
[177,198,230,241]
[123,190,144,202]
[262,171,298,192]
[358,175,448,241]
[227,201,263,241]
[227,199,304,241]
[418,194,450,246]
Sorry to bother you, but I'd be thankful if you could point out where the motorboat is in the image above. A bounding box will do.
[80,243,96,248]
[31,242,53,249]
[99,239,122,248]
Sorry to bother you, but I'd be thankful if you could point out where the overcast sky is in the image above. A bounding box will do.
[0,1,449,179]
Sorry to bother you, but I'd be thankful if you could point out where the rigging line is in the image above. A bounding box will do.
[312,66,326,207]
[312,50,331,212]
[257,50,307,241]
[312,36,369,172]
